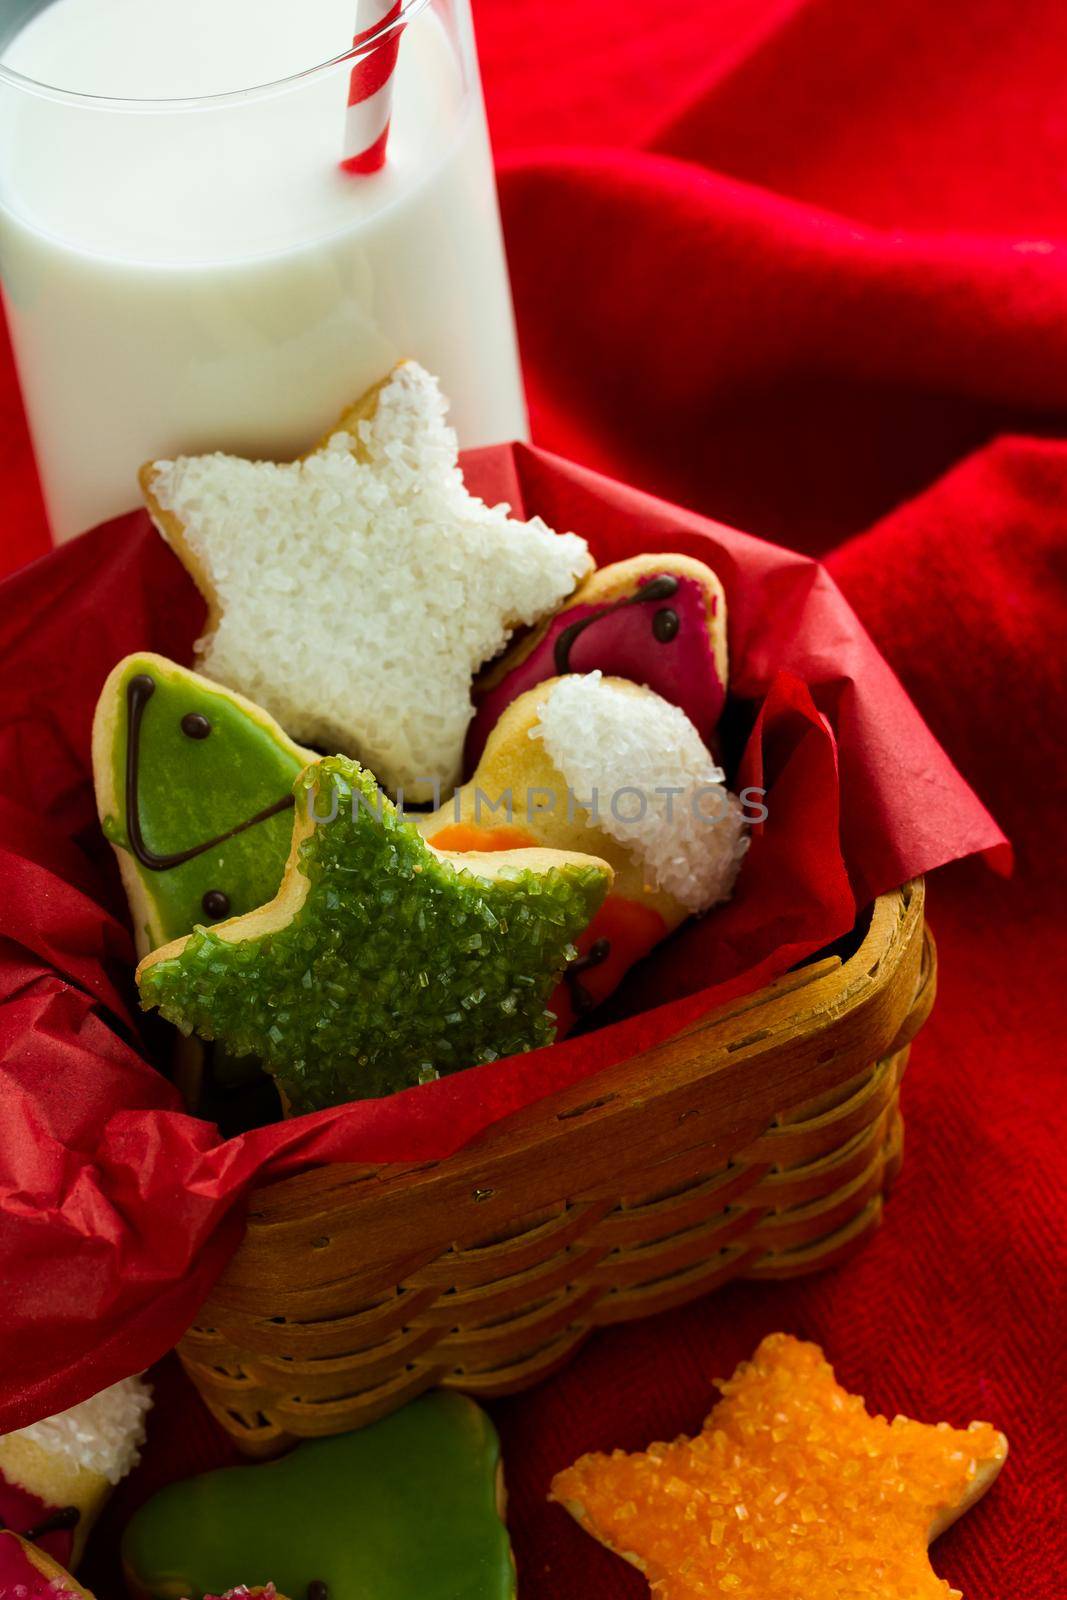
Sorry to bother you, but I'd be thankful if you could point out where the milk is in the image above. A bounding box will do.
[0,0,527,542]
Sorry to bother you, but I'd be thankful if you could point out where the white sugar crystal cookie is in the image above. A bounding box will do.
[533,673,748,915]
[141,362,592,798]
[0,1376,152,1567]
[420,674,747,1029]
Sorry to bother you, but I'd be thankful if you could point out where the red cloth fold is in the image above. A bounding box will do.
[2,2,1066,1598]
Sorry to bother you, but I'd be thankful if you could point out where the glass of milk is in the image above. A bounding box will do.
[0,0,528,543]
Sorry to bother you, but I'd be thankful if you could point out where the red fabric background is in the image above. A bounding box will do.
[2,1,1065,1598]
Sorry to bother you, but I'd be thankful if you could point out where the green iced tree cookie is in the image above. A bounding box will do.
[93,652,314,957]
[138,756,612,1109]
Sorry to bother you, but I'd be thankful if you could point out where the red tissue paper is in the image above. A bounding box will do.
[0,442,1007,1431]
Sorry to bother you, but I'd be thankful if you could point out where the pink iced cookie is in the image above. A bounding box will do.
[467,554,728,769]
[0,1531,94,1598]
[0,1475,79,1569]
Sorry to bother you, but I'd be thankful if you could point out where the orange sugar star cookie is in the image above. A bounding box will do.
[551,1333,1007,1600]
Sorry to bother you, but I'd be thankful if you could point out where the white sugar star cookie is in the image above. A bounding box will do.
[140,362,592,798]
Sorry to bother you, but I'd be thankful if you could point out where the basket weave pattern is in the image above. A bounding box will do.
[180,880,934,1456]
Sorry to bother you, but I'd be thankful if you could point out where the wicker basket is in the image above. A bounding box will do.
[179,878,934,1457]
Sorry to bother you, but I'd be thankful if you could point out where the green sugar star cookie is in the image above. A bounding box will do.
[137,755,611,1110]
[121,1392,516,1600]
[93,653,315,958]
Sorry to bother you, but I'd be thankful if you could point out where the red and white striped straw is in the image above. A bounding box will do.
[341,0,404,174]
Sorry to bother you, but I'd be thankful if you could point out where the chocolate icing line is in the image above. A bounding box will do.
[124,673,294,873]
[0,1505,81,1541]
[553,574,681,674]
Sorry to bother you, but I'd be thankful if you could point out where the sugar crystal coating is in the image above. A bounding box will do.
[139,757,610,1109]
[11,1376,152,1485]
[551,1332,1006,1600]
[147,362,591,798]
[533,673,747,913]
[199,1589,278,1599]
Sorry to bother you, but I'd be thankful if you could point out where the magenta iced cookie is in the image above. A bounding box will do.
[467,554,728,769]
[0,1531,95,1598]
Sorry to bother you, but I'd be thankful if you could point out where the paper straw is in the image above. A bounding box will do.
[341,0,404,174]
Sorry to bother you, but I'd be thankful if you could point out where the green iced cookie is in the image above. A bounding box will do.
[92,652,314,957]
[137,755,612,1110]
[121,1392,516,1600]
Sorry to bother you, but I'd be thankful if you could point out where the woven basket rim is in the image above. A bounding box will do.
[237,881,924,1226]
